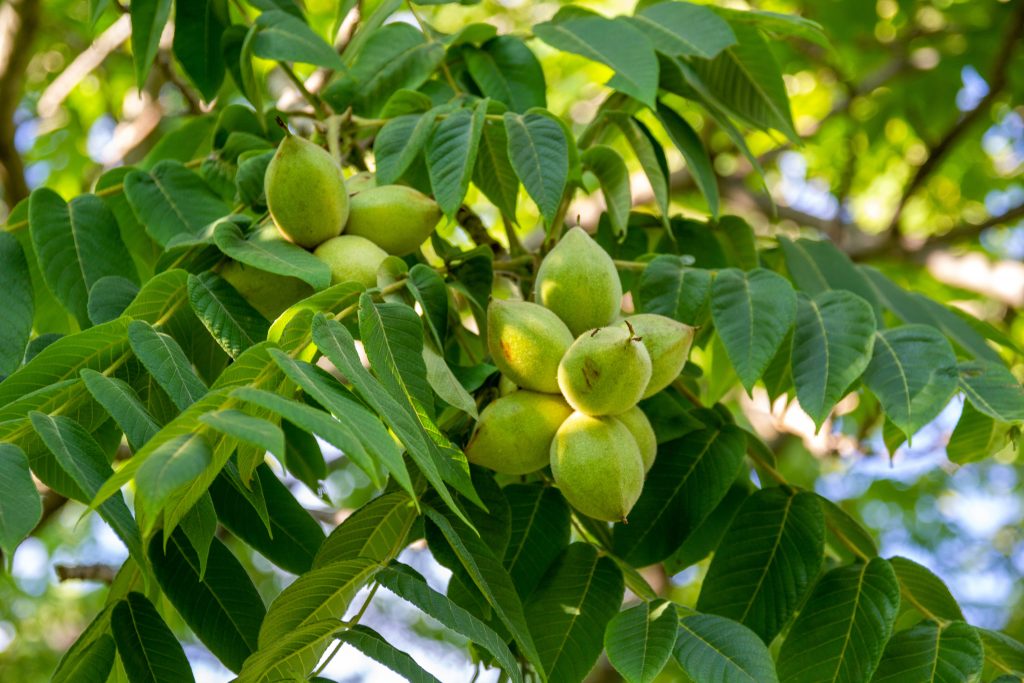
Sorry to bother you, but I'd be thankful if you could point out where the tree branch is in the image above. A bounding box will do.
[0,0,41,207]
[55,563,118,584]
[887,1,1024,231]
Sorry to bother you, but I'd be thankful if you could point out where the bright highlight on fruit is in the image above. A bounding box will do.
[465,392,573,474]
[550,412,645,522]
[314,235,388,288]
[487,300,573,394]
[264,133,349,248]
[557,325,652,416]
[345,185,442,256]
[622,313,694,397]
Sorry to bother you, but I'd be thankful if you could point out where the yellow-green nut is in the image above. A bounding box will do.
[487,299,573,394]
[535,226,623,336]
[465,391,573,475]
[344,185,442,256]
[550,412,645,522]
[220,261,313,321]
[557,326,652,416]
[265,135,349,248]
[313,235,388,288]
[622,313,694,398]
[615,406,657,473]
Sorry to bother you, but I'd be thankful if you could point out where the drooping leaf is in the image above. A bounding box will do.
[87,276,139,325]
[791,291,877,429]
[711,267,797,391]
[111,592,195,683]
[502,484,572,600]
[29,189,134,326]
[628,1,735,58]
[314,491,417,568]
[336,625,441,683]
[674,613,779,683]
[957,360,1024,424]
[465,36,546,112]
[188,272,270,358]
[777,236,882,320]
[613,424,747,567]
[149,530,266,672]
[212,221,331,291]
[582,145,632,237]
[426,101,487,217]
[872,620,984,683]
[818,494,879,562]
[251,10,344,69]
[123,161,231,247]
[889,556,964,623]
[947,400,1012,465]
[503,111,569,226]
[697,488,825,644]
[358,294,435,416]
[130,0,173,87]
[637,256,713,326]
[135,433,213,524]
[0,232,34,376]
[524,543,624,683]
[612,115,670,229]
[534,8,658,106]
[374,112,437,187]
[51,606,116,683]
[656,102,719,218]
[861,325,959,441]
[173,0,228,100]
[128,320,209,411]
[0,443,43,559]
[80,370,160,452]
[605,599,678,683]
[423,342,478,418]
[776,558,901,683]
[473,117,519,219]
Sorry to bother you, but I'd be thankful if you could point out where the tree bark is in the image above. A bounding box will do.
[0,0,41,208]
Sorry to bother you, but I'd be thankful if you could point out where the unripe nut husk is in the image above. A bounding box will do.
[344,185,442,256]
[314,235,388,288]
[535,226,622,336]
[465,392,573,475]
[557,325,652,416]
[621,313,695,398]
[487,299,573,394]
[550,412,645,522]
[616,405,657,473]
[265,135,349,248]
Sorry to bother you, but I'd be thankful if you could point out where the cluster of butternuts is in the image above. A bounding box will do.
[468,228,694,522]
[222,130,442,318]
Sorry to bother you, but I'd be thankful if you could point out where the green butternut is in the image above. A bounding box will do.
[313,235,388,288]
[265,135,349,248]
[487,299,573,394]
[557,326,652,416]
[345,185,442,256]
[622,314,694,397]
[465,392,573,474]
[220,261,313,320]
[616,406,657,473]
[535,226,622,336]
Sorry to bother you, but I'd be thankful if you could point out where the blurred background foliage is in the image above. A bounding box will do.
[1,0,1022,680]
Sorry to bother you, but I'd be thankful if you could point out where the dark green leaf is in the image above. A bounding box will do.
[872,620,983,683]
[0,443,43,559]
[637,257,712,326]
[503,111,568,225]
[128,320,209,411]
[656,102,719,217]
[629,2,735,58]
[80,369,159,451]
[698,488,824,643]
[336,625,441,682]
[582,145,631,237]
[173,0,228,99]
[87,276,139,325]
[130,0,173,87]
[889,556,964,622]
[188,272,270,358]
[503,484,571,600]
[251,10,344,68]
[111,592,195,683]
[212,220,331,290]
[135,433,213,524]
[124,161,231,247]
[465,36,546,112]
[605,599,678,683]
[0,232,33,375]
[51,606,116,683]
[374,112,437,187]
[473,117,519,219]
[427,102,487,217]
[674,613,779,683]
[778,236,882,320]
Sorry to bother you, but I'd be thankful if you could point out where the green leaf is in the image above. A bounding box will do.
[237,620,340,683]
[582,146,632,237]
[777,557,901,683]
[336,626,441,682]
[698,488,824,643]
[178,491,217,578]
[199,409,284,461]
[135,433,213,525]
[130,0,173,87]
[425,506,543,674]
[818,495,879,562]
[188,272,270,358]
[315,491,417,567]
[629,2,735,58]
[210,463,325,574]
[612,115,670,229]
[212,221,331,291]
[29,412,144,561]
[674,613,779,683]
[889,556,964,622]
[691,21,797,141]
[407,264,448,348]
[473,117,519,219]
[51,606,116,683]
[534,8,658,106]
[613,424,747,567]
[80,369,159,452]
[311,315,472,522]
[637,257,712,326]
[359,294,435,415]
[656,102,719,218]
[666,484,750,572]
[87,276,139,325]
[251,10,344,68]
[958,360,1024,424]
[376,563,524,683]
[111,592,195,683]
[711,268,797,391]
[872,620,983,683]
[947,400,1012,465]
[503,484,571,600]
[0,443,42,559]
[374,112,437,187]
[791,291,877,429]
[777,236,882,320]
[128,320,209,411]
[0,232,33,376]
[503,111,569,225]
[464,36,546,112]
[423,342,478,418]
[605,599,678,683]
[28,189,134,326]
[149,530,266,672]
[258,558,379,648]
[862,326,959,441]
[173,0,228,100]
[525,542,624,683]
[427,102,487,217]
[124,161,231,247]
[720,8,829,49]
[977,629,1024,679]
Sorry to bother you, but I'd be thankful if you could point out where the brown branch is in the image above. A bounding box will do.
[55,563,118,584]
[0,0,41,206]
[157,51,203,114]
[888,2,1024,231]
